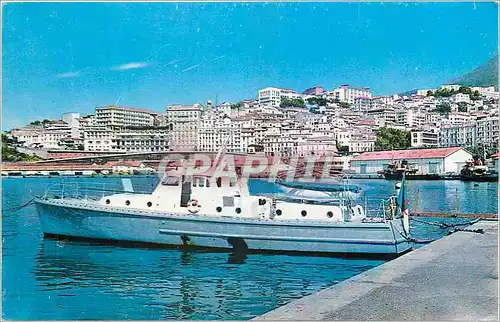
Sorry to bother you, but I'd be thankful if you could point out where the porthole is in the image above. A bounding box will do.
[235,207,242,214]
[327,211,333,218]
[276,209,282,216]
[301,210,307,217]
[216,206,222,213]
[125,200,131,206]
[147,201,152,207]
[105,199,110,204]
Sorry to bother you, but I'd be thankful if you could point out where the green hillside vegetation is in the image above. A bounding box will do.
[1,134,42,162]
[451,55,498,89]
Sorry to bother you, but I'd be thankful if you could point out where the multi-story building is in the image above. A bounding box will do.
[396,109,425,128]
[410,130,439,148]
[258,87,282,108]
[332,85,371,104]
[83,126,116,152]
[198,113,244,153]
[11,120,75,149]
[439,122,477,148]
[372,95,394,106]
[451,93,470,103]
[476,115,499,150]
[166,104,203,151]
[95,105,163,129]
[447,112,471,125]
[114,126,169,153]
[366,108,397,126]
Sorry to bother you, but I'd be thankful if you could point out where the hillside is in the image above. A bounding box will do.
[450,55,498,89]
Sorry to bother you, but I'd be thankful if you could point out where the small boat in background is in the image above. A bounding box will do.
[460,159,498,182]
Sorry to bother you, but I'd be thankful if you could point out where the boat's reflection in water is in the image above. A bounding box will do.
[33,237,383,320]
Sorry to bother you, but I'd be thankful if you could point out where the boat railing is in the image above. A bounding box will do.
[42,181,152,201]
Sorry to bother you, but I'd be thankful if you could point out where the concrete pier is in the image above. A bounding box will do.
[255,220,498,321]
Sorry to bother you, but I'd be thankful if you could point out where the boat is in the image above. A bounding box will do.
[460,159,498,182]
[34,168,413,256]
[381,160,441,180]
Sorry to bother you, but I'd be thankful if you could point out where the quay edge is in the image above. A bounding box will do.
[253,220,498,321]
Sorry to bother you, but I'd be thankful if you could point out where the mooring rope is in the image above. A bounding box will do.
[410,217,481,229]
[3,198,35,212]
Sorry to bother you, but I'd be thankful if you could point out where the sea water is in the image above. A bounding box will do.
[2,177,497,320]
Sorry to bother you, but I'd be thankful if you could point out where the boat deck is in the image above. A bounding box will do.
[254,220,498,320]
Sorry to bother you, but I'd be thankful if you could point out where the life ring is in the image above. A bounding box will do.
[188,199,201,213]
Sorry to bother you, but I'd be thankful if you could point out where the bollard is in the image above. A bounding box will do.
[455,188,460,215]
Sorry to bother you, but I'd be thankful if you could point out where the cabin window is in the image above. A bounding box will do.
[235,207,242,214]
[276,209,282,216]
[198,177,205,187]
[327,211,333,218]
[192,180,197,187]
[216,177,222,187]
[147,202,152,207]
[301,210,307,217]
[229,177,236,187]
[105,199,110,204]
[125,200,131,206]
[206,179,210,187]
[216,206,222,212]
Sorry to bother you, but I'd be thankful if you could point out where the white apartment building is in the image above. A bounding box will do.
[11,120,74,149]
[95,105,162,129]
[476,115,499,150]
[198,114,244,153]
[332,85,371,104]
[114,126,169,153]
[471,86,496,97]
[297,136,338,156]
[411,130,439,148]
[366,108,397,126]
[166,104,203,151]
[348,132,376,153]
[439,122,477,148]
[258,87,283,108]
[372,95,394,106]
[354,97,372,111]
[448,112,471,125]
[396,109,425,128]
[83,126,116,152]
[451,93,471,103]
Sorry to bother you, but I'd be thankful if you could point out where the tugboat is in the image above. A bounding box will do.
[460,157,498,182]
[381,159,441,180]
[34,154,412,257]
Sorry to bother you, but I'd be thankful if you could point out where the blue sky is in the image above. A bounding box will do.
[2,2,498,129]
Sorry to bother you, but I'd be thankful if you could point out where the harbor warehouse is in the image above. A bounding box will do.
[351,147,473,174]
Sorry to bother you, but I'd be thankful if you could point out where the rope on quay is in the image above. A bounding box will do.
[410,216,481,229]
[3,198,35,212]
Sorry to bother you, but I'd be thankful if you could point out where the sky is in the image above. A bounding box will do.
[2,2,498,130]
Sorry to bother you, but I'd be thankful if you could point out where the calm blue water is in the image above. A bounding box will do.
[2,177,497,320]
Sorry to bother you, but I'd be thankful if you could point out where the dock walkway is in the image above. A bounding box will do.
[255,220,498,321]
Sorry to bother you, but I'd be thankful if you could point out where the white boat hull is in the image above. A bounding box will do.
[35,198,411,256]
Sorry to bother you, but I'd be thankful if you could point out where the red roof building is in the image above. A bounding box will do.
[352,147,462,161]
[351,147,473,175]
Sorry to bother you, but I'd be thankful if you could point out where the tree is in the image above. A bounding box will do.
[340,102,351,109]
[307,97,327,106]
[435,102,451,114]
[230,102,242,109]
[374,127,411,151]
[457,102,468,113]
[470,90,482,101]
[280,98,305,108]
[426,90,434,96]
[459,86,472,94]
